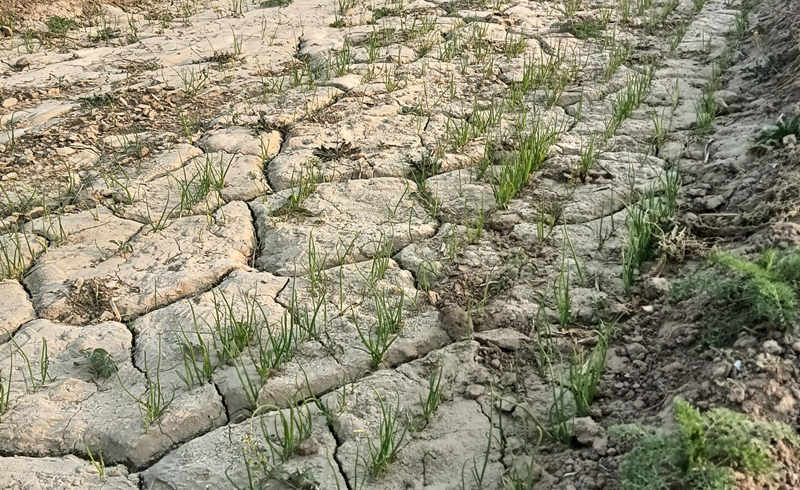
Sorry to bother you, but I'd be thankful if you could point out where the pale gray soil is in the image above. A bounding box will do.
[0,0,799,488]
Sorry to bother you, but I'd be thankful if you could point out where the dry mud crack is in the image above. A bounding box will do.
[1,0,800,488]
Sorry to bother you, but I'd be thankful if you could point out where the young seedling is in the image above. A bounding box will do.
[256,401,314,462]
[365,391,408,476]
[85,442,106,481]
[177,303,214,388]
[353,290,404,367]
[416,365,444,429]
[568,321,614,416]
[0,352,12,421]
[10,336,51,392]
[120,338,174,428]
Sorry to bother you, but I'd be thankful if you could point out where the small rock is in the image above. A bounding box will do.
[55,147,75,157]
[776,394,796,415]
[641,305,654,313]
[490,358,501,369]
[2,97,18,109]
[296,436,320,456]
[465,384,484,399]
[1,172,17,181]
[438,305,473,340]
[783,134,797,147]
[762,339,783,355]
[473,328,529,351]
[626,342,647,360]
[573,416,607,453]
[644,277,670,300]
[711,361,730,379]
[792,341,800,353]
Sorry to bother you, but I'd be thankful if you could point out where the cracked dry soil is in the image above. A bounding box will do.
[1,0,800,488]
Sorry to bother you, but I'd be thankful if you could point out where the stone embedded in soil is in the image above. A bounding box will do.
[250,177,437,276]
[0,280,36,344]
[24,201,254,322]
[0,455,139,489]
[199,127,282,159]
[0,319,226,468]
[140,405,345,490]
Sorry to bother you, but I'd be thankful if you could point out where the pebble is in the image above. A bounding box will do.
[2,97,18,109]
[465,384,484,399]
[762,339,783,355]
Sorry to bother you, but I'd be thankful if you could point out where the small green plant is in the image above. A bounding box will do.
[46,16,78,36]
[619,398,799,490]
[85,442,106,481]
[492,114,561,208]
[87,348,118,379]
[257,401,314,463]
[553,262,571,327]
[414,365,444,430]
[757,114,800,146]
[120,339,174,428]
[261,0,293,6]
[365,391,408,476]
[621,169,680,291]
[671,248,800,344]
[353,290,404,367]
[568,321,614,416]
[0,352,12,421]
[11,336,51,392]
[177,303,214,388]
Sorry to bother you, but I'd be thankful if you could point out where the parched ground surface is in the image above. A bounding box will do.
[1,0,799,488]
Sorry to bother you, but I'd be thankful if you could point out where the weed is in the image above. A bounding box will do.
[0,231,41,280]
[176,67,209,97]
[274,160,320,216]
[87,348,118,379]
[420,365,444,424]
[619,398,798,489]
[365,391,408,476]
[757,114,800,146]
[261,0,293,6]
[695,90,717,135]
[603,35,631,82]
[553,262,571,327]
[621,169,680,292]
[46,16,78,36]
[249,307,303,380]
[576,134,599,183]
[671,248,800,344]
[605,67,653,139]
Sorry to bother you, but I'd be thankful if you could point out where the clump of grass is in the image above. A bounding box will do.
[261,0,293,6]
[671,248,800,345]
[621,168,680,292]
[619,398,799,490]
[256,401,314,463]
[353,290,404,367]
[492,113,562,209]
[365,391,408,476]
[569,321,614,416]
